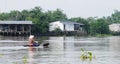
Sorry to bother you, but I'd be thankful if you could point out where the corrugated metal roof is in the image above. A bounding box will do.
[0,21,33,24]
[60,20,84,25]
[60,21,83,25]
[50,20,84,25]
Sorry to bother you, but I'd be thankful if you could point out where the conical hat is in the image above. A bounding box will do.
[29,35,34,39]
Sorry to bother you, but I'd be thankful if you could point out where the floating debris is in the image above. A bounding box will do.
[80,48,95,61]
[23,55,28,64]
[0,53,4,57]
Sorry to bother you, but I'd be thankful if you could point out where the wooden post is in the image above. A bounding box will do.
[29,25,31,35]
[15,25,17,32]
[8,25,10,36]
[1,25,2,32]
[15,25,17,36]
[21,24,24,32]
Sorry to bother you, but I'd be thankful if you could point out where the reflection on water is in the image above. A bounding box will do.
[28,47,33,64]
[49,37,64,51]
[109,36,120,51]
[0,36,120,64]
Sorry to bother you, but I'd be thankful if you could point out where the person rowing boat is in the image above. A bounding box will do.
[24,35,49,47]
[28,35,39,47]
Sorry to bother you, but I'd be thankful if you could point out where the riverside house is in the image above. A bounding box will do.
[49,20,84,32]
[109,23,120,32]
[0,21,33,36]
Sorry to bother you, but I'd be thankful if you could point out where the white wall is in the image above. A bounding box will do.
[109,24,120,32]
[49,21,64,31]
[65,24,74,31]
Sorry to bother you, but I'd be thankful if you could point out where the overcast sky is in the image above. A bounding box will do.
[0,0,120,18]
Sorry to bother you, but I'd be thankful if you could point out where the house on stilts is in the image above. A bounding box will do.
[0,21,33,36]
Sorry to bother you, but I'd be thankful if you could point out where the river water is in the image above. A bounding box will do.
[0,36,120,64]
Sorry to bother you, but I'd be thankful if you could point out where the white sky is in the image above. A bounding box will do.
[0,0,120,18]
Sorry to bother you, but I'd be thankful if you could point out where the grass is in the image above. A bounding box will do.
[96,34,112,37]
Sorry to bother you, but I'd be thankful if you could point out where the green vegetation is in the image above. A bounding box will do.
[13,62,18,64]
[80,48,95,61]
[0,53,4,57]
[0,6,120,35]
[22,56,28,64]
[95,34,112,37]
[51,28,63,36]
[89,19,110,35]
[12,55,28,64]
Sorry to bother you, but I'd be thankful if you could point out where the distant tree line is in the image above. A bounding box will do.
[0,6,120,35]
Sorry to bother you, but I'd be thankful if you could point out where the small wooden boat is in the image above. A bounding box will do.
[23,44,40,47]
[23,43,49,48]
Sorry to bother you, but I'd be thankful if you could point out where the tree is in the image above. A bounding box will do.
[0,13,9,20]
[8,10,22,20]
[111,10,120,23]
[21,10,29,20]
[89,19,109,35]
[51,9,67,21]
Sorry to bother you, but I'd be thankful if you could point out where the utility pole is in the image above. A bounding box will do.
[16,11,19,20]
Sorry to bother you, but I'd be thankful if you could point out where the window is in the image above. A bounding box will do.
[74,24,80,30]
